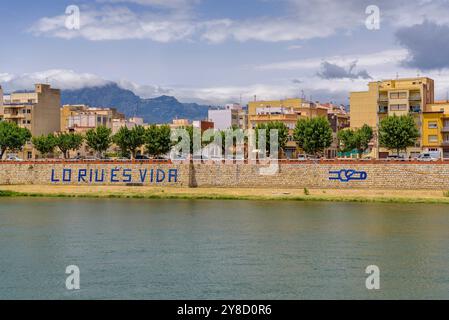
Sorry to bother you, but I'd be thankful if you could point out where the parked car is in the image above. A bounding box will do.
[297,154,307,161]
[5,155,23,161]
[416,153,439,162]
[386,155,406,161]
[135,155,150,160]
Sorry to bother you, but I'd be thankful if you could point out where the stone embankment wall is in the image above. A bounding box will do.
[1,160,449,190]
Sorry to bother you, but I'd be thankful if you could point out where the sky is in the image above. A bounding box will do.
[2,0,449,105]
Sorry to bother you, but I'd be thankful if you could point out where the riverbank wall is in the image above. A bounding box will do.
[1,160,449,190]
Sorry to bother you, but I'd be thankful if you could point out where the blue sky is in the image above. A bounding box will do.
[2,0,449,104]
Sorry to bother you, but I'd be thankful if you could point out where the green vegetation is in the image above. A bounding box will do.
[0,122,32,159]
[113,125,146,159]
[56,132,84,159]
[255,122,289,156]
[338,124,373,158]
[294,117,333,156]
[145,125,172,158]
[304,188,310,196]
[444,191,449,198]
[379,115,420,156]
[32,133,58,158]
[85,126,112,158]
[2,188,449,204]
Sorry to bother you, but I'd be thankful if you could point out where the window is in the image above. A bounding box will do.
[428,121,438,129]
[390,104,407,111]
[27,109,31,114]
[27,120,31,124]
[428,135,438,143]
[27,152,32,159]
[390,92,407,99]
[22,109,26,114]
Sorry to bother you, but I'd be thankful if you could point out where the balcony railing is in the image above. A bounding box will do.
[410,106,422,113]
[442,141,449,147]
[250,114,298,121]
[441,127,449,133]
[378,107,388,113]
[3,113,25,119]
[409,95,421,101]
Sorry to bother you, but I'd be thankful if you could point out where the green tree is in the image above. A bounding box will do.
[0,121,32,159]
[379,114,420,156]
[85,126,112,158]
[293,117,333,156]
[56,132,84,159]
[338,124,373,158]
[113,125,146,159]
[255,122,289,156]
[145,125,172,158]
[32,133,58,158]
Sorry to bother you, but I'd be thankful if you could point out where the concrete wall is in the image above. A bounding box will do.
[2,161,449,190]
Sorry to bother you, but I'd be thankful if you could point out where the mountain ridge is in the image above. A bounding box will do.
[60,83,210,124]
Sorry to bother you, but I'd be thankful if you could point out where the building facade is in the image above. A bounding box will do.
[0,84,61,159]
[208,103,247,131]
[350,77,435,158]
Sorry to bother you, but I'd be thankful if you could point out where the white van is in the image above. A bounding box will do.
[416,152,440,161]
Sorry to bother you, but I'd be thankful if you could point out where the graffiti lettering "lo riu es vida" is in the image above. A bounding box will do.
[51,168,179,184]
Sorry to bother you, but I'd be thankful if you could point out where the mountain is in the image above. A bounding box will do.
[61,83,210,124]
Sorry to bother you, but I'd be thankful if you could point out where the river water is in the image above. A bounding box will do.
[0,198,448,299]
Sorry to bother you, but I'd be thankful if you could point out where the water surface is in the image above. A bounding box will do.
[0,198,448,299]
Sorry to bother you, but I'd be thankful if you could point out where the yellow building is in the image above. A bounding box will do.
[0,84,61,159]
[422,102,449,158]
[61,105,125,133]
[350,77,435,158]
[247,98,330,158]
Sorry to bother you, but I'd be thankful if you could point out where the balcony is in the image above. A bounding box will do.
[442,141,449,147]
[409,94,421,101]
[441,127,449,133]
[250,114,298,122]
[3,113,25,119]
[378,107,388,114]
[409,106,422,113]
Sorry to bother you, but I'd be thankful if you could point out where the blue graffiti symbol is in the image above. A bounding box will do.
[329,169,368,182]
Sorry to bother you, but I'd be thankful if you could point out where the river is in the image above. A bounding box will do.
[0,198,448,299]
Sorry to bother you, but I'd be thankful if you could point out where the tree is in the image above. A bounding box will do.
[32,133,58,158]
[0,121,32,159]
[113,125,146,159]
[293,117,333,156]
[85,126,112,158]
[379,114,420,156]
[56,132,84,159]
[338,124,373,158]
[255,122,289,156]
[145,125,172,158]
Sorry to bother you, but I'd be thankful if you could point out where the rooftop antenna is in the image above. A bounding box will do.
[240,93,242,106]
[254,95,257,102]
[417,70,420,77]
[396,72,399,79]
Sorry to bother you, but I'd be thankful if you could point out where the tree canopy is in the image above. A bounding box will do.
[255,121,289,156]
[379,115,420,156]
[145,125,172,158]
[338,124,373,157]
[56,132,84,159]
[85,126,112,158]
[293,117,333,156]
[32,133,58,158]
[0,121,32,159]
[113,125,146,159]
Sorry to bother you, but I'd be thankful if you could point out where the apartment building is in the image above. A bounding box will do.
[0,84,61,159]
[61,105,125,133]
[350,77,435,158]
[208,103,247,131]
[422,102,449,158]
[247,98,330,158]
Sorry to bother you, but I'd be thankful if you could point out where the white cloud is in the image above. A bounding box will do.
[256,49,408,71]
[30,6,196,42]
[0,70,111,92]
[28,0,449,43]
